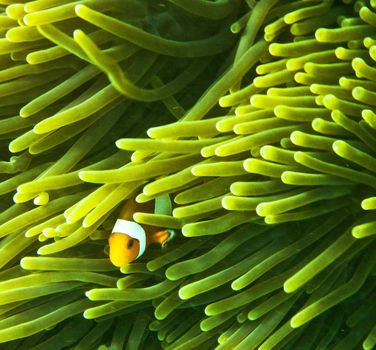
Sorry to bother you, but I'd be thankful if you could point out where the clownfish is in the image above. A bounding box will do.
[108,194,173,267]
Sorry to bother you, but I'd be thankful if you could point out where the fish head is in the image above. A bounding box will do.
[108,233,140,267]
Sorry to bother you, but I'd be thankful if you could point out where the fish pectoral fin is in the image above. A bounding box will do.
[151,230,171,245]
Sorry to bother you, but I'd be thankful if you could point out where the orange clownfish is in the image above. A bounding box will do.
[108,194,174,267]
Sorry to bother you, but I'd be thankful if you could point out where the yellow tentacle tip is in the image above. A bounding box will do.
[74,4,86,16]
[73,29,84,40]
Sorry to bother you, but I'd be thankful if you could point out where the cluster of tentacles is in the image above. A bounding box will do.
[0,0,375,349]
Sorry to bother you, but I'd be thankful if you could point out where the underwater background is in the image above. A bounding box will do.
[0,0,375,349]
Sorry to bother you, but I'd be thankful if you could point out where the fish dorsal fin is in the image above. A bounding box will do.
[154,194,172,215]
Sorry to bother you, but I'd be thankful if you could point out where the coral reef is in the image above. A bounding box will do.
[0,0,375,349]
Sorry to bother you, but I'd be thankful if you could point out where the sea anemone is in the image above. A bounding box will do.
[0,0,375,349]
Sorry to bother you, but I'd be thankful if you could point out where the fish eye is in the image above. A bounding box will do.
[127,239,134,249]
